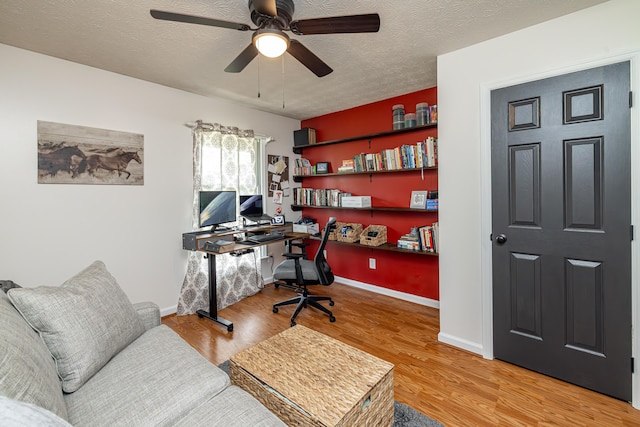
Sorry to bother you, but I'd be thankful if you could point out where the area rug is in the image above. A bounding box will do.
[218,360,443,427]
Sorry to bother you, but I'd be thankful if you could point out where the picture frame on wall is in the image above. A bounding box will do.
[410,190,428,209]
[316,162,330,174]
[37,121,144,185]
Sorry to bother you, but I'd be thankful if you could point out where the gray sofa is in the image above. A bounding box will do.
[0,261,285,426]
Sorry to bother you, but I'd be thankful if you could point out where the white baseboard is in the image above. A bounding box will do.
[438,331,484,356]
[160,305,177,317]
[335,276,440,309]
[160,277,440,318]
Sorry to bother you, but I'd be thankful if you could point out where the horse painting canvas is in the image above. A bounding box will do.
[38,121,143,185]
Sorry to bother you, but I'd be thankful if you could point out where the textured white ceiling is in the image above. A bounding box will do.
[0,0,607,120]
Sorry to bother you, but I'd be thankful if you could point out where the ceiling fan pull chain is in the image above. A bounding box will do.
[257,55,261,98]
[282,55,285,109]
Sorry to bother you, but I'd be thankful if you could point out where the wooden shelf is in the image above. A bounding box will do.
[292,166,437,182]
[292,122,437,154]
[326,239,438,256]
[307,235,438,256]
[291,204,437,213]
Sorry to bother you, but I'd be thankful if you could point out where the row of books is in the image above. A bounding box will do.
[397,223,439,253]
[293,158,314,176]
[293,187,351,207]
[346,136,438,173]
[292,137,438,176]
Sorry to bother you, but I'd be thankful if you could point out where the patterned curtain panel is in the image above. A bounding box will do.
[177,122,262,315]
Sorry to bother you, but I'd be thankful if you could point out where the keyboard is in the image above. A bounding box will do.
[247,232,285,243]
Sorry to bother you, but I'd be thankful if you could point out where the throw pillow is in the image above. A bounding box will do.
[0,291,68,420]
[7,260,145,393]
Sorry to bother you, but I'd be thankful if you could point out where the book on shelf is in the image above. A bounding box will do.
[338,159,355,173]
[293,158,313,176]
[345,137,438,173]
[293,187,351,207]
[417,222,439,253]
[397,239,421,251]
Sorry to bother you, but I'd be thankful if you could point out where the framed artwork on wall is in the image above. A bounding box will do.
[37,121,144,185]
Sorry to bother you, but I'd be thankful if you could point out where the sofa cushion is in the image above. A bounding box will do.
[0,291,68,421]
[7,260,145,393]
[174,385,285,427]
[0,396,72,427]
[64,325,231,427]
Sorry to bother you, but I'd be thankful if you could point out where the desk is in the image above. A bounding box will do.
[183,224,309,332]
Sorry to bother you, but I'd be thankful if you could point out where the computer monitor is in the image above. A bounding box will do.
[239,194,272,225]
[199,190,236,232]
[239,194,263,218]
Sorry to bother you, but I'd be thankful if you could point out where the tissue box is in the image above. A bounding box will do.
[293,223,320,235]
[341,196,372,208]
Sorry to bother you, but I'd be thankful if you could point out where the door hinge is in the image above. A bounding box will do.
[632,357,635,373]
[632,225,635,241]
[630,91,633,108]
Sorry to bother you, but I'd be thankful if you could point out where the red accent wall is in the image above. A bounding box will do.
[300,87,439,300]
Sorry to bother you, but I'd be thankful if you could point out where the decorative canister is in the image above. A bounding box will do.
[392,104,405,129]
[404,113,417,128]
[416,102,429,125]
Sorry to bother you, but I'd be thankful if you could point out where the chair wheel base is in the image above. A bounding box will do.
[290,321,296,327]
[272,307,279,313]
[329,316,336,322]
[329,300,335,306]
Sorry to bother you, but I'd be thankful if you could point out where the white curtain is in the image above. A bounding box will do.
[177,121,263,315]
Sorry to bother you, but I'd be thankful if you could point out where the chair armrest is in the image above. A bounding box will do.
[133,302,161,331]
[290,242,309,248]
[281,253,305,260]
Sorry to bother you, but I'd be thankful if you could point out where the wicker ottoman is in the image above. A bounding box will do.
[229,325,394,426]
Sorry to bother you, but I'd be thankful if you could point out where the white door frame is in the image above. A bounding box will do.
[479,51,640,407]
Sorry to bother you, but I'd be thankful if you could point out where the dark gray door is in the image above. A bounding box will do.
[491,62,631,401]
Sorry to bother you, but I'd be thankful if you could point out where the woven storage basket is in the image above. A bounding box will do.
[360,225,387,246]
[230,326,394,427]
[336,223,363,243]
[328,221,345,241]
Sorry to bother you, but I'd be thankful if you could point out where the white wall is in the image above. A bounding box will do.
[437,0,640,404]
[0,43,299,314]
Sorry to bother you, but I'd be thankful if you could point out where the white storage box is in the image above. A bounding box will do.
[293,223,320,235]
[341,196,372,208]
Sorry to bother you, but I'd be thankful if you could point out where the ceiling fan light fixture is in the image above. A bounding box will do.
[253,29,290,58]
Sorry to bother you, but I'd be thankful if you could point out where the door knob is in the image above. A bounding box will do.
[495,234,507,244]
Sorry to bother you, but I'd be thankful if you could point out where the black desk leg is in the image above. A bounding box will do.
[196,254,234,332]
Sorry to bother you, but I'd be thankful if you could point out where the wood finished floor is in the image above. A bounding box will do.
[162,282,640,426]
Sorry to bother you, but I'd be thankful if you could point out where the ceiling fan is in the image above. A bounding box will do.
[150,0,380,78]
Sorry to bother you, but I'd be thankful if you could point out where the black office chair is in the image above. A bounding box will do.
[272,217,337,327]
[274,240,309,293]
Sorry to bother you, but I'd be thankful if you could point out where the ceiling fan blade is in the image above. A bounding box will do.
[287,40,333,78]
[290,14,380,35]
[224,44,259,73]
[252,0,278,17]
[150,10,250,31]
